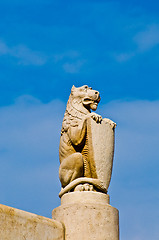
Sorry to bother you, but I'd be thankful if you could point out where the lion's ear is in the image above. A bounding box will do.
[71,85,76,92]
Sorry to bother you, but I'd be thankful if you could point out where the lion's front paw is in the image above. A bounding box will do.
[90,113,102,123]
[74,184,94,192]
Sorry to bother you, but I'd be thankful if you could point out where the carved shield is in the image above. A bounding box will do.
[85,117,115,191]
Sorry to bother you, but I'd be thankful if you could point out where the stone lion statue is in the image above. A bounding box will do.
[59,85,116,197]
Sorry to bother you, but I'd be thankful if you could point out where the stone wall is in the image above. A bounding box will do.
[0,204,64,240]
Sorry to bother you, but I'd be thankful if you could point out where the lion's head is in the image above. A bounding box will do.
[61,85,100,134]
[69,85,100,112]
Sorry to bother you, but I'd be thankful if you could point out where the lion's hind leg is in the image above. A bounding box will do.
[59,152,84,188]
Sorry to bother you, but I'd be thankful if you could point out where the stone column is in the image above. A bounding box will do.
[52,191,119,240]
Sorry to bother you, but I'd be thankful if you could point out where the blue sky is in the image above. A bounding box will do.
[0,1,159,239]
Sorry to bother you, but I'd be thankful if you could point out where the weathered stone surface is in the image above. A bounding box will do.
[55,85,119,239]
[61,191,110,205]
[0,204,64,240]
[58,85,116,197]
[87,117,115,191]
[52,192,119,240]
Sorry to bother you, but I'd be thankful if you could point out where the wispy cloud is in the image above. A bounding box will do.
[0,40,9,54]
[0,40,47,66]
[0,95,64,161]
[0,95,65,215]
[63,60,86,73]
[115,24,159,62]
[53,50,85,74]
[54,50,80,63]
[114,52,135,62]
[134,24,159,51]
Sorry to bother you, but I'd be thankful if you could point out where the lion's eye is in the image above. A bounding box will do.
[82,85,88,91]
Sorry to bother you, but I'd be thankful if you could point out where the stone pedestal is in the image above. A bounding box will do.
[52,192,119,240]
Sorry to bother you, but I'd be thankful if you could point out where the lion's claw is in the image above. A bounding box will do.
[90,113,102,123]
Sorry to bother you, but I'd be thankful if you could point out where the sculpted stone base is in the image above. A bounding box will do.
[52,192,119,240]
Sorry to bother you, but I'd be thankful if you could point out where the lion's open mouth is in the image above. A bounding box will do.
[83,97,100,106]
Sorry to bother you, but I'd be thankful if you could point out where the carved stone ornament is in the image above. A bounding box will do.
[59,85,116,198]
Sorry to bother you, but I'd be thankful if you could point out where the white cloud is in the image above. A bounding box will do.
[0,40,47,66]
[134,24,159,51]
[0,95,65,216]
[63,60,86,73]
[54,50,80,63]
[0,40,9,54]
[0,95,65,161]
[114,52,135,62]
[115,24,159,63]
[53,50,85,74]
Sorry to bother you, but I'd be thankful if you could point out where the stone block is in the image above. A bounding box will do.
[0,204,64,240]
